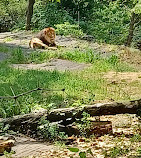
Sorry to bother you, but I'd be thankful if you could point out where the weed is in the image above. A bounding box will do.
[4,150,15,158]
[0,45,10,53]
[56,22,84,38]
[10,48,26,64]
[3,37,13,43]
[68,147,94,158]
[130,134,141,142]
[0,123,16,136]
[104,146,129,158]
[138,147,141,156]
[37,117,67,140]
[107,55,119,66]
[76,112,91,136]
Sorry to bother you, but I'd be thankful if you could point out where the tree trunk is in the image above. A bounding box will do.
[125,12,136,47]
[1,98,141,134]
[26,0,35,30]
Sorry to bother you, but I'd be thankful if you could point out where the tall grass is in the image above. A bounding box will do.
[0,46,139,118]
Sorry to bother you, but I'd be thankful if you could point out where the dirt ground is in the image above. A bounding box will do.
[103,71,141,85]
[0,114,140,158]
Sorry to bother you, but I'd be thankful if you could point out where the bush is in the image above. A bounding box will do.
[81,1,130,45]
[55,22,84,37]
[0,0,27,32]
[32,2,74,30]
[132,25,141,49]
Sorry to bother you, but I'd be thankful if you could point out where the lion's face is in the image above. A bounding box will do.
[44,27,56,44]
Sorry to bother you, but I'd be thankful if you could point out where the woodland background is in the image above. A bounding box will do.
[0,0,141,47]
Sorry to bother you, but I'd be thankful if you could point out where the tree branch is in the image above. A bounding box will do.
[0,88,65,99]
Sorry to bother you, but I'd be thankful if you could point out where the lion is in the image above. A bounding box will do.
[29,27,57,50]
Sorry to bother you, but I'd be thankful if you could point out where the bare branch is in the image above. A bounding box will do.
[0,88,65,99]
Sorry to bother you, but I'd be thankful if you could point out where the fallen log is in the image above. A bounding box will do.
[0,99,141,134]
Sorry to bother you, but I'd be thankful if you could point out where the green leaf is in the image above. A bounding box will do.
[79,152,86,158]
[68,147,79,152]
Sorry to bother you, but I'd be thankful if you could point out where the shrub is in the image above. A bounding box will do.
[132,25,141,48]
[81,1,130,45]
[55,22,84,37]
[0,0,27,32]
[32,2,74,30]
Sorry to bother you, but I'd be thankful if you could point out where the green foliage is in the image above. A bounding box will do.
[0,0,26,31]
[4,150,15,158]
[55,22,84,37]
[138,147,141,155]
[132,0,141,14]
[0,123,16,136]
[10,48,26,64]
[104,146,129,158]
[130,134,141,142]
[68,147,79,152]
[76,112,91,136]
[37,117,67,140]
[80,112,91,129]
[79,152,86,158]
[0,47,138,118]
[85,1,130,44]
[32,2,74,30]
[68,147,93,158]
[132,25,141,48]
[0,123,10,134]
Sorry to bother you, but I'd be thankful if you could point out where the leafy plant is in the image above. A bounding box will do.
[76,112,91,136]
[68,147,93,158]
[0,0,26,31]
[104,146,129,158]
[37,117,67,140]
[130,134,141,142]
[138,147,141,156]
[32,2,74,30]
[56,22,84,38]
[0,123,16,136]
[4,150,15,158]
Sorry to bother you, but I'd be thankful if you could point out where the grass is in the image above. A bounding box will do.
[3,37,14,43]
[0,45,140,118]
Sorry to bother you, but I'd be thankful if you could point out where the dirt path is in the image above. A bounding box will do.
[0,135,54,158]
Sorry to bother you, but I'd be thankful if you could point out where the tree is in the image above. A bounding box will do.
[26,0,35,30]
[125,0,141,47]
[26,0,60,30]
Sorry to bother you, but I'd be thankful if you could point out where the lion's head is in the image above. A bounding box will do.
[44,27,56,45]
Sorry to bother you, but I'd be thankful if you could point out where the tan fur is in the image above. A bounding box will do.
[29,27,57,49]
[29,38,48,49]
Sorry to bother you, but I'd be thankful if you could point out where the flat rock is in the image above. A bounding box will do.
[12,59,91,71]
